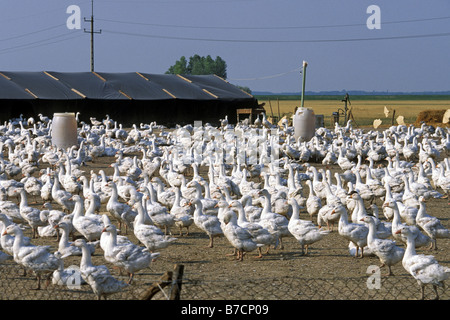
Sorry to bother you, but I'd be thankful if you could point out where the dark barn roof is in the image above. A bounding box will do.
[0,71,258,126]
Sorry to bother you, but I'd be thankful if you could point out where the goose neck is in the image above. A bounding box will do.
[193,201,203,217]
[12,228,25,253]
[404,234,417,260]
[236,205,248,224]
[365,219,377,245]
[58,228,70,250]
[80,244,94,270]
[72,199,84,218]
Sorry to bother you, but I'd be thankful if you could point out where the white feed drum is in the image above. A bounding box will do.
[51,112,78,149]
[293,107,315,142]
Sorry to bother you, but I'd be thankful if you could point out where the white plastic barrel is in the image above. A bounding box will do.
[293,107,315,142]
[51,112,78,150]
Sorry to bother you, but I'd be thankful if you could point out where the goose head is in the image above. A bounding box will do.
[360,216,375,225]
[330,205,346,215]
[71,238,88,247]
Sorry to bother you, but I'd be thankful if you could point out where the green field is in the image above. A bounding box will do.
[255,95,450,128]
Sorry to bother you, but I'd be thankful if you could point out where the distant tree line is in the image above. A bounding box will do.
[166,54,252,94]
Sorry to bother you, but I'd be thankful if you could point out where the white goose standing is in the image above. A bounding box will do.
[288,198,330,255]
[332,205,369,258]
[257,189,291,250]
[360,216,404,276]
[190,198,223,248]
[415,196,450,250]
[72,238,128,300]
[396,227,450,300]
[101,223,160,284]
[2,225,60,290]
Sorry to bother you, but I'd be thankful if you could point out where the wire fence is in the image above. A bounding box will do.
[0,262,448,300]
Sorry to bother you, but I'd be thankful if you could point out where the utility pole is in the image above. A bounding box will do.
[84,0,101,72]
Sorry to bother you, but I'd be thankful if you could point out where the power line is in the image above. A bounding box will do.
[228,66,303,81]
[96,15,450,31]
[102,29,450,43]
[0,32,84,55]
[0,24,65,42]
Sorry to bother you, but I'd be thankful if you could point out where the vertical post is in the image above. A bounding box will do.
[90,0,94,72]
[170,264,184,300]
[300,60,308,109]
[84,0,101,72]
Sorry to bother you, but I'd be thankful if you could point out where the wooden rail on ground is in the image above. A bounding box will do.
[140,264,184,300]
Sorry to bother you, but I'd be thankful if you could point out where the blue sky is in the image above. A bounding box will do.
[1,0,449,94]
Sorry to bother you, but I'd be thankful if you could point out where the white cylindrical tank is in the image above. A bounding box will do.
[293,107,315,142]
[51,112,78,150]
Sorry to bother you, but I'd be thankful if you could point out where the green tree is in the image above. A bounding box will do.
[166,56,188,75]
[166,54,227,79]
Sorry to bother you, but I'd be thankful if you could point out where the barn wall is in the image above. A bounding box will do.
[0,98,258,127]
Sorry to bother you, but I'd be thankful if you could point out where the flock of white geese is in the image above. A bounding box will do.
[0,112,449,299]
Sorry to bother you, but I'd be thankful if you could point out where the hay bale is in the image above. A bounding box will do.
[414,109,449,127]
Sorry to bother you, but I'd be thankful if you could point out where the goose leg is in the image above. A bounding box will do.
[382,264,393,276]
[238,251,245,261]
[207,236,214,248]
[127,273,134,284]
[256,247,263,258]
[433,285,439,300]
[420,285,425,300]
[33,275,42,290]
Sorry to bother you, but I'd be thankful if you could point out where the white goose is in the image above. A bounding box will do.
[415,197,450,250]
[240,194,262,223]
[228,199,274,258]
[106,181,136,234]
[288,198,330,255]
[0,213,31,257]
[51,251,87,287]
[51,176,75,213]
[360,216,404,276]
[221,210,263,261]
[257,189,291,250]
[186,180,218,215]
[332,205,369,258]
[16,188,47,238]
[54,221,98,258]
[71,195,104,242]
[0,197,23,224]
[142,185,175,235]
[132,200,177,252]
[72,238,128,300]
[189,198,223,248]
[305,179,322,221]
[170,187,194,236]
[101,223,160,284]
[2,224,60,290]
[383,200,431,248]
[396,227,450,300]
